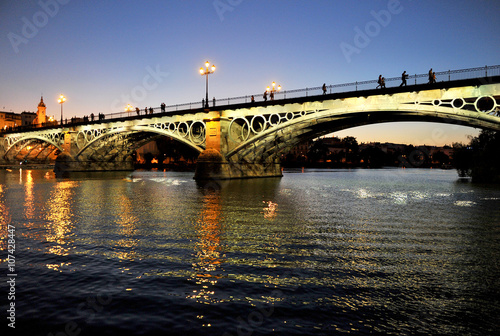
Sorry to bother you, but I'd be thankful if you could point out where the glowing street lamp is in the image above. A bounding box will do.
[200,61,216,109]
[57,94,66,125]
[266,82,281,101]
[125,104,133,116]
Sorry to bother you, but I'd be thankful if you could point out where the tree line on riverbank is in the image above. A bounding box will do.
[281,136,453,169]
[453,130,500,183]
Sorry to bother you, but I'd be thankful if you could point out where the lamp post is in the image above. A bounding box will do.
[266,82,281,101]
[200,61,216,109]
[57,94,66,125]
[125,104,133,117]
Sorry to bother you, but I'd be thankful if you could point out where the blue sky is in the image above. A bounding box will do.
[1,0,499,146]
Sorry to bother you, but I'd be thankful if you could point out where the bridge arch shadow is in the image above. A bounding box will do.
[3,134,63,162]
[74,125,205,159]
[72,125,205,167]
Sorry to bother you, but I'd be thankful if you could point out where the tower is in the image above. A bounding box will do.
[35,96,46,125]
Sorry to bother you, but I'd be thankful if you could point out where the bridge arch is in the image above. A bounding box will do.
[73,123,206,165]
[3,134,63,161]
[225,98,500,162]
[75,123,205,157]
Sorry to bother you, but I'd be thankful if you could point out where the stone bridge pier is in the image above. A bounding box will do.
[194,114,282,180]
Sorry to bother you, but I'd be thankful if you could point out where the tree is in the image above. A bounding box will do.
[469,130,500,182]
[454,131,500,182]
[431,150,450,167]
[307,139,328,164]
[360,146,387,168]
[342,136,359,165]
[342,136,358,153]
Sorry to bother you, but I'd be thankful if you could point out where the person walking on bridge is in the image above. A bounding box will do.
[263,90,268,101]
[376,75,383,89]
[400,71,408,87]
[322,83,327,95]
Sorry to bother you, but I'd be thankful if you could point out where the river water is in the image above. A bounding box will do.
[0,168,499,335]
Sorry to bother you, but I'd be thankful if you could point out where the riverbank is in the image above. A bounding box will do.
[0,163,54,170]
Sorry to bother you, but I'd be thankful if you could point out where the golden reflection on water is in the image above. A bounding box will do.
[24,170,35,220]
[44,181,78,260]
[188,191,224,304]
[113,193,139,261]
[0,184,9,252]
[263,200,278,219]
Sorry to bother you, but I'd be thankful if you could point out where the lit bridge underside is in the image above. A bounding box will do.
[1,76,499,179]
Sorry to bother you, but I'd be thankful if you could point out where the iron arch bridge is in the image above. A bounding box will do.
[1,74,499,178]
[1,116,207,169]
[224,79,500,164]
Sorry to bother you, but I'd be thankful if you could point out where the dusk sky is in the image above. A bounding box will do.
[1,0,499,146]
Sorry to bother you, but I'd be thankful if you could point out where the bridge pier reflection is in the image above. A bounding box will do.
[194,148,282,180]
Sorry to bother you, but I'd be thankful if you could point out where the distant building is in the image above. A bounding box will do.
[21,111,37,126]
[0,111,21,130]
[321,136,346,154]
[33,96,47,125]
[287,140,311,158]
[0,97,58,131]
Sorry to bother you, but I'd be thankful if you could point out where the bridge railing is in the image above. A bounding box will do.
[1,65,499,134]
[197,65,500,106]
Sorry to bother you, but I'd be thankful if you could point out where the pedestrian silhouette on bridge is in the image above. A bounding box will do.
[432,72,436,84]
[251,95,255,103]
[149,107,153,114]
[136,107,140,115]
[322,83,327,94]
[263,91,268,101]
[91,113,94,121]
[160,103,166,112]
[400,71,408,87]
[428,68,433,84]
[376,75,383,89]
[144,107,147,114]
[270,90,274,101]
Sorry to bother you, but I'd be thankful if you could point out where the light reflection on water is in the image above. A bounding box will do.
[44,180,78,259]
[188,190,224,304]
[24,170,35,220]
[0,183,9,253]
[0,168,499,335]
